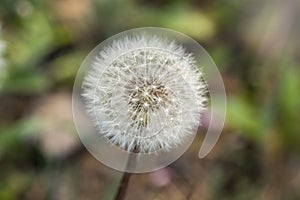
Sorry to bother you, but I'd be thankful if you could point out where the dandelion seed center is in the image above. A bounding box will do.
[128,79,169,128]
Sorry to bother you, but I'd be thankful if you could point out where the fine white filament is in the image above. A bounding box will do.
[82,34,207,153]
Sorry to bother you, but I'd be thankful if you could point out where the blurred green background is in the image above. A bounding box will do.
[0,0,300,199]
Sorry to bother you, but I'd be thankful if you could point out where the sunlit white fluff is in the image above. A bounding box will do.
[82,34,207,153]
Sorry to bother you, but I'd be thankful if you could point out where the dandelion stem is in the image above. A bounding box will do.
[114,147,138,200]
[114,172,132,200]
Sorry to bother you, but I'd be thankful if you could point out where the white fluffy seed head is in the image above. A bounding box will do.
[82,34,207,153]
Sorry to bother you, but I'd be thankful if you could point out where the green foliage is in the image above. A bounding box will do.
[0,172,33,200]
[0,119,39,158]
[48,50,87,86]
[277,66,300,151]
[0,0,300,199]
[226,97,262,140]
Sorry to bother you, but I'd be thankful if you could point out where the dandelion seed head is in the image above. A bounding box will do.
[82,34,207,153]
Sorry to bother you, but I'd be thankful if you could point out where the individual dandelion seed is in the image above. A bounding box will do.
[82,34,207,153]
